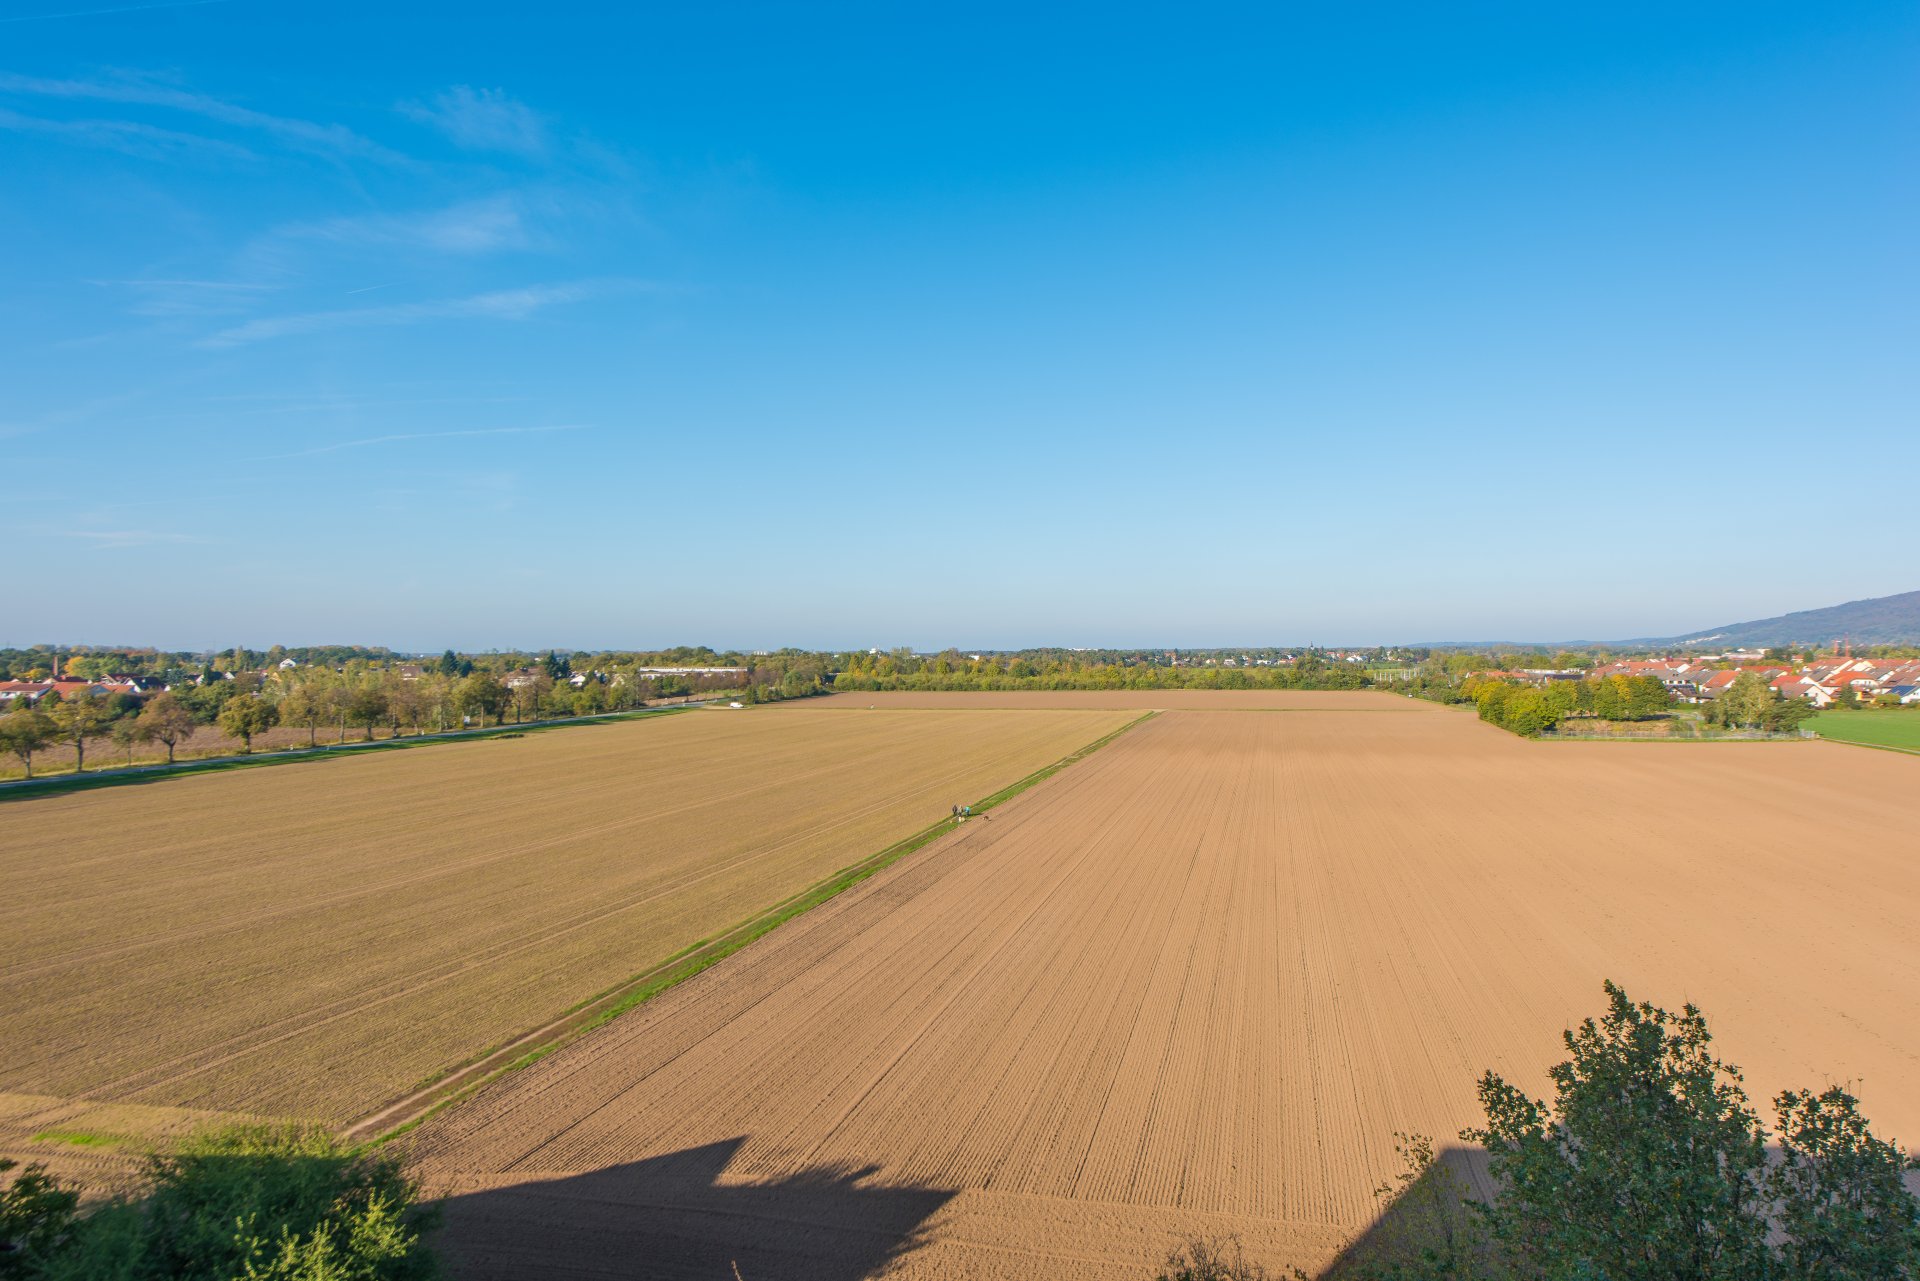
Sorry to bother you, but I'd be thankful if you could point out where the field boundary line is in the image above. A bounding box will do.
[345,711,1156,1147]
[0,704,703,802]
[1812,733,1920,758]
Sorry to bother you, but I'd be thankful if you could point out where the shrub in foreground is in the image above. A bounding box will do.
[2,1125,438,1281]
[1470,982,1920,1281]
[1174,983,1920,1280]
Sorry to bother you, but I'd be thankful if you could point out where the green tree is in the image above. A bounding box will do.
[1467,982,1773,1281]
[1768,699,1815,733]
[217,695,279,754]
[1,1157,80,1276]
[1768,1086,1920,1279]
[47,691,114,774]
[276,679,328,748]
[135,693,197,765]
[37,1124,438,1281]
[1721,672,1776,729]
[455,673,508,727]
[1625,675,1672,719]
[435,649,461,677]
[345,685,390,741]
[0,704,57,779]
[110,716,151,768]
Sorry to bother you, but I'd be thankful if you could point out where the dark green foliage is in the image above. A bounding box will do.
[1467,982,1772,1280]
[1327,1134,1492,1280]
[1463,984,1920,1281]
[1468,675,1672,737]
[0,1159,79,1277]
[19,1126,437,1281]
[1768,1086,1920,1280]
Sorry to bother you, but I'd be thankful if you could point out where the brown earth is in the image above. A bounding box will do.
[809,689,1409,710]
[411,705,1920,1280]
[0,706,1133,1137]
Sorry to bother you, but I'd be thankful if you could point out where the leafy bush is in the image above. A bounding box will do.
[9,1125,437,1281]
[1466,983,1920,1281]
[0,1159,80,1277]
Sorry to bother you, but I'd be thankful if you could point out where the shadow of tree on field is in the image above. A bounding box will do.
[1313,1144,1490,1280]
[435,1136,956,1281]
[1308,1143,1920,1279]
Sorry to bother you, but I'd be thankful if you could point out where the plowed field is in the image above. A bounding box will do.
[413,704,1920,1279]
[812,689,1402,710]
[0,706,1134,1132]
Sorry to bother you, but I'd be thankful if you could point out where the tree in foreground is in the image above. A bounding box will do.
[24,1124,438,1281]
[1467,981,1772,1279]
[0,1157,79,1276]
[1464,982,1920,1281]
[1769,1085,1920,1279]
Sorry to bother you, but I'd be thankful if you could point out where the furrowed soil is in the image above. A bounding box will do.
[411,699,1920,1279]
[813,689,1394,710]
[0,706,1134,1140]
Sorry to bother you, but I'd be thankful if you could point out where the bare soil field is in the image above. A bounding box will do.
[412,705,1920,1279]
[812,689,1412,710]
[0,706,1133,1137]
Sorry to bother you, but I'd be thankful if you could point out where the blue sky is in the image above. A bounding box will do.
[3,3,1915,651]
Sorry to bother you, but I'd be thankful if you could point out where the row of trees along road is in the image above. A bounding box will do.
[0,652,754,779]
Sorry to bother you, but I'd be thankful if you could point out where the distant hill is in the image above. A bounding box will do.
[1637,589,1920,649]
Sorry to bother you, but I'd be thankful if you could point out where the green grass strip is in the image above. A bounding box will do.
[360,710,1155,1147]
[31,1129,124,1148]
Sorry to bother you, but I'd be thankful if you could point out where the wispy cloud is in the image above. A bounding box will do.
[88,276,277,317]
[400,86,546,157]
[201,280,630,347]
[263,424,583,460]
[0,104,258,162]
[293,194,539,255]
[0,71,408,165]
[0,0,235,23]
[57,527,209,548]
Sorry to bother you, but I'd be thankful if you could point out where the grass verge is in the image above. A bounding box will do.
[353,710,1156,1147]
[1809,709,1920,755]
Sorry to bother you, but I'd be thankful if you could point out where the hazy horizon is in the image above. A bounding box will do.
[5,4,1914,649]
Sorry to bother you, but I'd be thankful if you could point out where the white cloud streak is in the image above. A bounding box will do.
[399,86,546,157]
[262,424,584,459]
[57,528,208,548]
[0,71,408,165]
[201,280,625,347]
[292,194,537,255]
[0,0,235,23]
[0,104,259,161]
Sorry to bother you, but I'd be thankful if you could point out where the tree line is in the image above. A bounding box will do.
[0,655,752,779]
[1465,674,1673,737]
[830,649,1373,691]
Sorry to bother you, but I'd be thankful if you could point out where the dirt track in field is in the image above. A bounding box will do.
[0,707,1131,1129]
[413,704,1920,1280]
